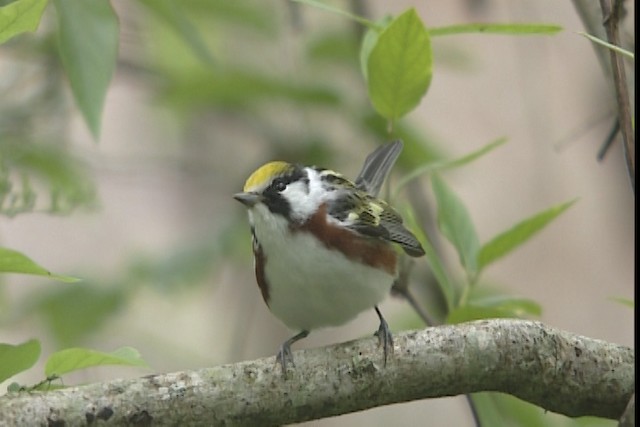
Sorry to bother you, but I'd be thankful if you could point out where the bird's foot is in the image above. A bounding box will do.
[374,306,393,366]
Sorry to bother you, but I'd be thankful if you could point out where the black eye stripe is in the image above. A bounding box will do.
[266,166,306,193]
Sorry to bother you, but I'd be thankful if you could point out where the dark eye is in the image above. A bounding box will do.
[272,178,287,192]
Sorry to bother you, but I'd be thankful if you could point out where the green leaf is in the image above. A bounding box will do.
[449,283,542,324]
[430,23,562,37]
[578,31,634,59]
[45,346,148,377]
[360,23,380,81]
[0,0,48,44]
[367,8,432,122]
[0,247,79,282]
[395,137,507,191]
[431,175,480,277]
[0,339,41,383]
[359,16,392,81]
[403,206,455,312]
[477,199,576,271]
[53,0,119,139]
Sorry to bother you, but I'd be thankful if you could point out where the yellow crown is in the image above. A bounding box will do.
[243,161,293,192]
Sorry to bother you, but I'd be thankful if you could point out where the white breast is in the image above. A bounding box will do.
[249,204,395,331]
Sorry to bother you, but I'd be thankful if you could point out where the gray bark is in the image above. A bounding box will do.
[0,319,634,426]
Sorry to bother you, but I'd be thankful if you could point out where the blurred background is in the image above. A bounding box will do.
[0,0,634,426]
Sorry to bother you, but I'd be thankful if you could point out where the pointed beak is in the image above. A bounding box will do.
[233,192,263,207]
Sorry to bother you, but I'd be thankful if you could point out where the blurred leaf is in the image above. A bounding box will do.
[578,31,634,59]
[0,247,79,282]
[492,394,557,427]
[447,294,542,324]
[367,8,432,122]
[292,0,378,29]
[472,295,542,317]
[45,346,147,377]
[471,393,505,426]
[396,137,507,191]
[53,0,119,138]
[143,0,277,74]
[473,393,551,427]
[430,23,562,37]
[160,68,341,111]
[186,0,277,35]
[477,199,576,271]
[0,170,36,216]
[448,305,519,324]
[0,339,41,383]
[0,141,96,216]
[475,393,615,427]
[138,0,215,66]
[34,285,125,346]
[306,32,359,67]
[432,175,480,277]
[0,0,47,44]
[404,206,455,312]
[447,294,541,324]
[608,296,634,308]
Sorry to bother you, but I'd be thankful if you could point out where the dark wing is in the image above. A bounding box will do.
[330,191,425,257]
[354,140,403,197]
[377,207,425,257]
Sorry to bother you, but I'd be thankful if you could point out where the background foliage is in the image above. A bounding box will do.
[0,1,634,425]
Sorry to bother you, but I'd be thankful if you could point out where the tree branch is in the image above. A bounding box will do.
[0,319,633,425]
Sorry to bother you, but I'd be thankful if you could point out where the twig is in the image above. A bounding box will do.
[597,118,620,161]
[599,0,635,191]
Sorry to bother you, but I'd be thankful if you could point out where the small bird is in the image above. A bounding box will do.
[234,140,425,370]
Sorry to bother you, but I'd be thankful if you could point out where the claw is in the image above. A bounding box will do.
[374,306,393,366]
[275,330,309,372]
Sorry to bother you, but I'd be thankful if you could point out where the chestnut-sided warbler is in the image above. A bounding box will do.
[234,140,425,370]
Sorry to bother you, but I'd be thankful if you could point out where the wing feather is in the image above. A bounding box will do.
[354,140,403,197]
[323,141,425,257]
[329,192,425,257]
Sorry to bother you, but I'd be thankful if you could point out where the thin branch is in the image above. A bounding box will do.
[598,0,635,190]
[597,118,620,161]
[572,1,635,190]
[0,319,633,426]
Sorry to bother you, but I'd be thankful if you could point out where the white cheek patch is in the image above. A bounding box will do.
[281,169,329,222]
